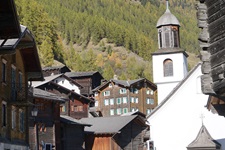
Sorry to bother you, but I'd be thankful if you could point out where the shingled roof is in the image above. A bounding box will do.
[81,115,138,134]
[33,88,65,102]
[187,125,221,149]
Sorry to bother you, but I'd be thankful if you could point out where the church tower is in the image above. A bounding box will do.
[152,0,188,104]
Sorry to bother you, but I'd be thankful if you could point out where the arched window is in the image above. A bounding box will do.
[164,59,173,77]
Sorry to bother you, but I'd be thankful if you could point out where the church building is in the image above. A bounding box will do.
[147,1,225,150]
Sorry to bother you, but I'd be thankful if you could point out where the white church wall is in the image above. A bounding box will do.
[148,65,225,150]
[152,53,187,84]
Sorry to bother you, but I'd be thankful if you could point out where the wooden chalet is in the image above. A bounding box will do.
[81,115,148,150]
[29,88,64,150]
[92,78,157,117]
[65,71,104,97]
[0,0,43,149]
[32,74,93,119]
[196,0,225,116]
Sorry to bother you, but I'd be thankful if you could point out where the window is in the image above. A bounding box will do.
[94,92,98,97]
[123,108,128,113]
[147,98,154,105]
[130,97,134,103]
[60,105,66,112]
[164,59,173,77]
[116,108,122,115]
[18,72,23,90]
[110,109,114,116]
[74,106,83,112]
[104,99,109,106]
[2,59,7,83]
[19,109,24,132]
[134,88,138,94]
[103,91,110,96]
[45,143,52,150]
[12,107,16,129]
[11,66,16,101]
[146,89,153,95]
[172,27,179,47]
[38,123,46,132]
[122,97,127,104]
[119,88,126,94]
[109,83,112,88]
[147,109,152,115]
[117,98,121,104]
[2,102,7,127]
[158,30,162,48]
[135,98,139,103]
[110,99,114,105]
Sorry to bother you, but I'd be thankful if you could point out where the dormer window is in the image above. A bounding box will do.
[109,83,112,88]
[164,59,173,77]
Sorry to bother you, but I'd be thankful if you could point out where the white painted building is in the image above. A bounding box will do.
[147,63,225,150]
[148,1,225,150]
[152,1,188,104]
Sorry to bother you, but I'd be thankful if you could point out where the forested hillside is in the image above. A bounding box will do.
[15,0,200,80]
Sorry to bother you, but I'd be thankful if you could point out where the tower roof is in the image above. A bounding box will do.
[187,125,221,149]
[156,1,180,28]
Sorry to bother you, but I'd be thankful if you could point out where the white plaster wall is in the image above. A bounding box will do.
[157,82,179,104]
[152,53,188,84]
[53,77,80,94]
[148,65,225,150]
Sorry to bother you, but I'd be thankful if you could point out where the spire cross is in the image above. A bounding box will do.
[200,113,205,125]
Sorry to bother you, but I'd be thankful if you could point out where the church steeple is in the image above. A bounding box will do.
[156,0,180,49]
[152,0,188,104]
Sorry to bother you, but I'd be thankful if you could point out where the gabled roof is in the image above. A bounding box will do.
[32,74,83,88]
[187,125,221,149]
[93,78,157,92]
[60,115,91,126]
[32,77,93,103]
[0,0,21,39]
[81,115,138,134]
[65,71,103,79]
[33,88,65,102]
[147,62,202,119]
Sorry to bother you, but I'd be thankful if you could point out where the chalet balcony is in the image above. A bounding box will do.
[3,83,33,106]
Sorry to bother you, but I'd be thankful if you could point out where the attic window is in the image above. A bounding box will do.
[163,59,173,77]
[109,83,112,88]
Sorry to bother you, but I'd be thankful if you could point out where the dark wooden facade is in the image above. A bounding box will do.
[29,91,63,150]
[93,78,157,117]
[0,1,43,148]
[35,81,92,119]
[196,0,225,116]
[65,71,104,97]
